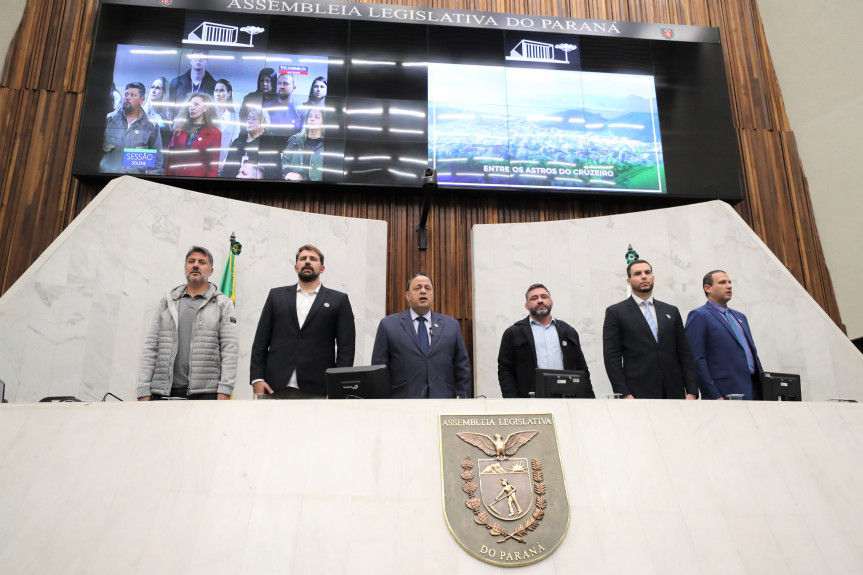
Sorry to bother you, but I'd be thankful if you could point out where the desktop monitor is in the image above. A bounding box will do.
[534,369,594,399]
[760,372,802,401]
[325,365,391,399]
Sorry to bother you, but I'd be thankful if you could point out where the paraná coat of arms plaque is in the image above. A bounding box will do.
[439,413,569,567]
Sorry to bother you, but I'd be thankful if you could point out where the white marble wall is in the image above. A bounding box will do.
[0,176,387,402]
[472,200,863,401]
[0,399,861,574]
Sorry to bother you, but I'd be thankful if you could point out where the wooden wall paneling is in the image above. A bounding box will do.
[781,132,842,325]
[686,0,712,26]
[712,0,772,130]
[747,0,791,132]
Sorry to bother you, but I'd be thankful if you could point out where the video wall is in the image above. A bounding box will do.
[73,3,742,201]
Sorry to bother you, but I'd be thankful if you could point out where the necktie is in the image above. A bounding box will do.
[416,316,430,355]
[724,308,754,371]
[643,301,658,342]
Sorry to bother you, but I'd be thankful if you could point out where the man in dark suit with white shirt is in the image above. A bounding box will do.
[250,245,355,399]
[371,273,472,398]
[602,260,698,399]
[497,283,593,398]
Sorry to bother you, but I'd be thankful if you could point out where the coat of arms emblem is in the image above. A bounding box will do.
[439,414,569,567]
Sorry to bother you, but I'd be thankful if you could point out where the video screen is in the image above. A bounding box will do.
[74,3,743,201]
[101,44,339,181]
[428,64,665,193]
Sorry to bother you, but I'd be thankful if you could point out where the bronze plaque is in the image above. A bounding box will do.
[439,413,569,567]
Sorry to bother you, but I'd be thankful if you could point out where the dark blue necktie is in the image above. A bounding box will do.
[416,316,430,355]
[724,308,754,371]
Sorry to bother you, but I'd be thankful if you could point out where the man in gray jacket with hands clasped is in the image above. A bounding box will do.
[137,246,238,401]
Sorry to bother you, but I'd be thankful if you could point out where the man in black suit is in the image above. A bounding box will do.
[371,273,471,398]
[602,260,698,399]
[497,283,593,398]
[250,245,355,399]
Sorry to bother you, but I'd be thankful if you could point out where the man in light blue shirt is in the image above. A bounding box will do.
[498,284,592,398]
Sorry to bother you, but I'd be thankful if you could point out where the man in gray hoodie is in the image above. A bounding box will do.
[137,246,238,400]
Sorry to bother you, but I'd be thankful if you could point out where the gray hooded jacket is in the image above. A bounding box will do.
[137,282,238,398]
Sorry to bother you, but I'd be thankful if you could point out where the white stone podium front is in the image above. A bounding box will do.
[1,399,861,574]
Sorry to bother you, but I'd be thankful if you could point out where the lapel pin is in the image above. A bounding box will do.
[561,341,568,346]
[665,314,671,319]
[434,323,439,328]
[324,302,330,307]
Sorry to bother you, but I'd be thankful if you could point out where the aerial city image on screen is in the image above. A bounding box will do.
[428,58,667,194]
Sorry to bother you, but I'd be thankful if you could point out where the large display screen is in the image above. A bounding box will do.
[73,3,743,201]
[429,65,665,193]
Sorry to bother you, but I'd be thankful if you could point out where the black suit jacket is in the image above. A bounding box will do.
[602,297,698,399]
[250,284,355,395]
[497,317,593,398]
[169,69,217,102]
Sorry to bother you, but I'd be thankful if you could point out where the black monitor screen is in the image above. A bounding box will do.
[761,372,802,402]
[326,365,391,399]
[534,369,594,399]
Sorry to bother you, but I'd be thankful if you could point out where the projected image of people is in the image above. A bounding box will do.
[169,50,217,101]
[241,67,277,110]
[264,72,304,143]
[100,81,163,175]
[236,160,263,179]
[214,78,240,169]
[220,102,281,180]
[97,45,332,180]
[144,76,174,147]
[166,94,221,177]
[282,107,328,182]
[302,76,327,113]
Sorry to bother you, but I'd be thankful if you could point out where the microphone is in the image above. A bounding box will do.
[428,328,434,338]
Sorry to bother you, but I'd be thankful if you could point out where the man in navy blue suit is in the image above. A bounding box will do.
[685,270,763,400]
[371,274,472,398]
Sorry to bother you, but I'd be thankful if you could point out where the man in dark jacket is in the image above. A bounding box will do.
[250,245,355,399]
[498,283,592,398]
[169,51,217,101]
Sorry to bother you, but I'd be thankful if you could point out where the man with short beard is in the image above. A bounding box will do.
[99,82,163,174]
[137,246,238,400]
[263,73,303,142]
[497,283,592,398]
[250,245,355,399]
[602,260,698,399]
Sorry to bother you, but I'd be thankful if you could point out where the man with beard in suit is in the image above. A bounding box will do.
[602,260,698,399]
[497,283,593,398]
[250,245,355,399]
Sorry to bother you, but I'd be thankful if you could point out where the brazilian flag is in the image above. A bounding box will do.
[219,237,242,303]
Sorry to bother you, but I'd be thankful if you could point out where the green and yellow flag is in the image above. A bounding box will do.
[219,234,242,303]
